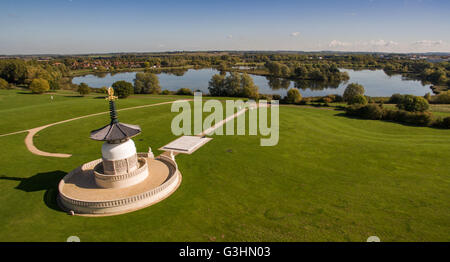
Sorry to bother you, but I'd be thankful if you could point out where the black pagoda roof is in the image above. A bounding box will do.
[90,122,141,141]
[89,87,141,142]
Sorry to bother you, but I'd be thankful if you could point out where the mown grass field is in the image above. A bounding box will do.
[0,89,449,241]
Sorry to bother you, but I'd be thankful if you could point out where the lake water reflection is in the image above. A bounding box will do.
[72,68,433,97]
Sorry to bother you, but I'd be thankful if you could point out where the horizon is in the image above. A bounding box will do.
[1,0,450,55]
[2,50,450,57]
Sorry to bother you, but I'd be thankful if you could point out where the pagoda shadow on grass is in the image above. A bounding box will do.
[57,88,182,216]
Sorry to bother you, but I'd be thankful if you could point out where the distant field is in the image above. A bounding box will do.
[0,89,449,241]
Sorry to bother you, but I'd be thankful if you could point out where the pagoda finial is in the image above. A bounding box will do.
[106,87,118,101]
[106,87,119,124]
[90,86,141,141]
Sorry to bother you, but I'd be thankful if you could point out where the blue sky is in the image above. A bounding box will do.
[1,0,449,54]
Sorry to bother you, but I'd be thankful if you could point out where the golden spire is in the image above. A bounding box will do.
[106,87,118,101]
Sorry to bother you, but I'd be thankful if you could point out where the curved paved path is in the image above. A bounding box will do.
[0,100,190,158]
[1,100,322,159]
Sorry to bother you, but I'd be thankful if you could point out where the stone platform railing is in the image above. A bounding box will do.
[58,153,181,215]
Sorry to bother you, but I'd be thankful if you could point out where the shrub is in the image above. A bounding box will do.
[442,117,450,129]
[434,91,450,104]
[161,90,170,95]
[389,93,404,104]
[396,95,429,112]
[77,83,90,96]
[343,83,365,102]
[347,105,434,126]
[175,88,193,95]
[405,111,433,126]
[284,88,302,104]
[383,108,433,126]
[348,94,368,105]
[0,78,8,89]
[29,78,50,94]
[112,80,133,98]
[433,116,450,129]
[346,104,383,119]
[362,104,383,119]
[382,108,398,121]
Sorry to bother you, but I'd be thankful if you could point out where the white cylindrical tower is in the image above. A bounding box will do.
[101,139,139,175]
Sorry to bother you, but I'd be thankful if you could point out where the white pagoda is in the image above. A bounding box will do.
[58,88,182,216]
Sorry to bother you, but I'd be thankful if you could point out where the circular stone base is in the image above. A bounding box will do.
[58,155,181,216]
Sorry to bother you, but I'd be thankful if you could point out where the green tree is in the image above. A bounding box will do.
[26,66,51,83]
[29,78,50,94]
[309,69,326,81]
[285,88,302,104]
[218,61,228,71]
[208,74,226,96]
[265,61,282,76]
[343,83,365,103]
[208,73,259,98]
[294,65,308,78]
[224,72,242,96]
[0,78,8,89]
[0,60,27,84]
[240,73,259,99]
[280,64,291,77]
[49,80,60,90]
[428,69,447,84]
[133,72,161,94]
[112,80,133,98]
[77,83,90,96]
[397,95,429,112]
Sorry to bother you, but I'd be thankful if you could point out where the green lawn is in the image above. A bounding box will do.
[0,90,449,241]
[0,89,181,134]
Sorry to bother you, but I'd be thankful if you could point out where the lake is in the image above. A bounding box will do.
[72,68,433,97]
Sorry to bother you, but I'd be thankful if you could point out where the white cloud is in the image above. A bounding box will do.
[328,39,399,50]
[290,32,300,37]
[226,35,233,39]
[412,40,444,47]
[328,40,352,47]
[369,40,398,47]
